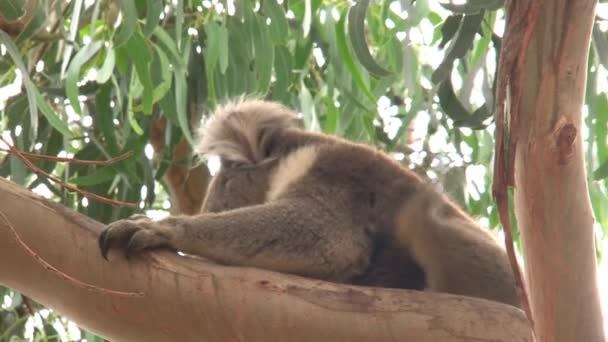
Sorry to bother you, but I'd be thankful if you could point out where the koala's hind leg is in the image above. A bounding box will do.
[99,198,372,282]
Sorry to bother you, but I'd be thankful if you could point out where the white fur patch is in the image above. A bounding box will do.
[196,98,297,164]
[267,146,319,201]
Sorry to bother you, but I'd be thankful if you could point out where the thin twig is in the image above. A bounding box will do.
[0,148,134,165]
[0,137,138,208]
[0,211,144,298]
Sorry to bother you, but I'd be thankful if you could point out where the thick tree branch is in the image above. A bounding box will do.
[0,177,531,341]
[495,0,605,340]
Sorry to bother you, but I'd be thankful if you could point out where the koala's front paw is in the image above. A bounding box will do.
[98,218,172,260]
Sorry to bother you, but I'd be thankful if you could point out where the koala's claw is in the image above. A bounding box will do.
[99,219,171,260]
[99,220,140,259]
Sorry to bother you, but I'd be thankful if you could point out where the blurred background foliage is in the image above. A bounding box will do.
[1,0,608,340]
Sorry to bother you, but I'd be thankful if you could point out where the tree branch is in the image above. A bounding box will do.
[496,0,605,340]
[0,177,532,341]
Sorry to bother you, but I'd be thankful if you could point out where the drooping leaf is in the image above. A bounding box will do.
[204,21,226,101]
[33,88,72,137]
[303,0,312,37]
[66,41,103,115]
[439,15,463,48]
[114,0,137,47]
[251,15,274,94]
[592,25,608,71]
[0,30,38,138]
[96,46,116,84]
[0,0,24,20]
[126,30,154,114]
[438,78,490,129]
[144,0,163,36]
[347,0,391,77]
[70,166,117,186]
[264,0,289,44]
[440,0,503,14]
[432,12,484,84]
[272,45,292,104]
[335,10,375,102]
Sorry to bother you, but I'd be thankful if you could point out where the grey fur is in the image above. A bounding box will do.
[99,99,520,308]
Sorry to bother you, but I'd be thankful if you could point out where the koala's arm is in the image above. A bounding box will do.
[99,198,371,282]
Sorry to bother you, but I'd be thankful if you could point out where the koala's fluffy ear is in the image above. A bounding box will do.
[196,99,297,164]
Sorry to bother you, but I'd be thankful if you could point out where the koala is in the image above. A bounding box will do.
[99,99,521,308]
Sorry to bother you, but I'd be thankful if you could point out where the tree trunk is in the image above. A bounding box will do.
[0,177,531,341]
[498,0,605,340]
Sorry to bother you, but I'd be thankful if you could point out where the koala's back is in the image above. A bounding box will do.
[268,129,520,307]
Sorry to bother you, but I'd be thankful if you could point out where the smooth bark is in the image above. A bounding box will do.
[498,0,605,340]
[0,177,532,341]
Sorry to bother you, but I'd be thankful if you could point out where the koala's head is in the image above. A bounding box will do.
[196,99,298,213]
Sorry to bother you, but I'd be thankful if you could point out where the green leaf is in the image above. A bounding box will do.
[70,166,117,186]
[14,0,46,44]
[9,155,26,185]
[144,0,163,36]
[159,86,179,126]
[440,0,503,14]
[0,30,38,137]
[126,30,154,114]
[593,25,608,71]
[323,97,339,134]
[595,95,608,163]
[303,0,312,37]
[150,44,172,103]
[114,0,137,47]
[273,45,292,103]
[252,15,274,94]
[175,0,184,49]
[408,0,430,26]
[153,27,191,141]
[439,15,463,48]
[96,46,116,84]
[299,81,320,131]
[594,159,608,180]
[0,0,24,20]
[347,1,391,77]
[94,83,119,155]
[175,69,194,145]
[83,330,104,342]
[204,21,223,78]
[382,36,404,75]
[66,41,103,115]
[60,0,84,77]
[335,10,375,102]
[153,27,185,68]
[265,0,289,44]
[432,12,484,84]
[438,78,490,128]
[33,89,73,138]
[218,28,229,74]
[128,107,145,135]
[438,78,470,121]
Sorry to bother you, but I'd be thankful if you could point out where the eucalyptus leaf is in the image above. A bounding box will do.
[432,12,484,84]
[335,10,375,102]
[66,41,103,115]
[440,0,503,14]
[114,0,137,47]
[347,0,391,77]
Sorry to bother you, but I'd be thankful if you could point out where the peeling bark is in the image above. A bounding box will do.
[495,0,605,340]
